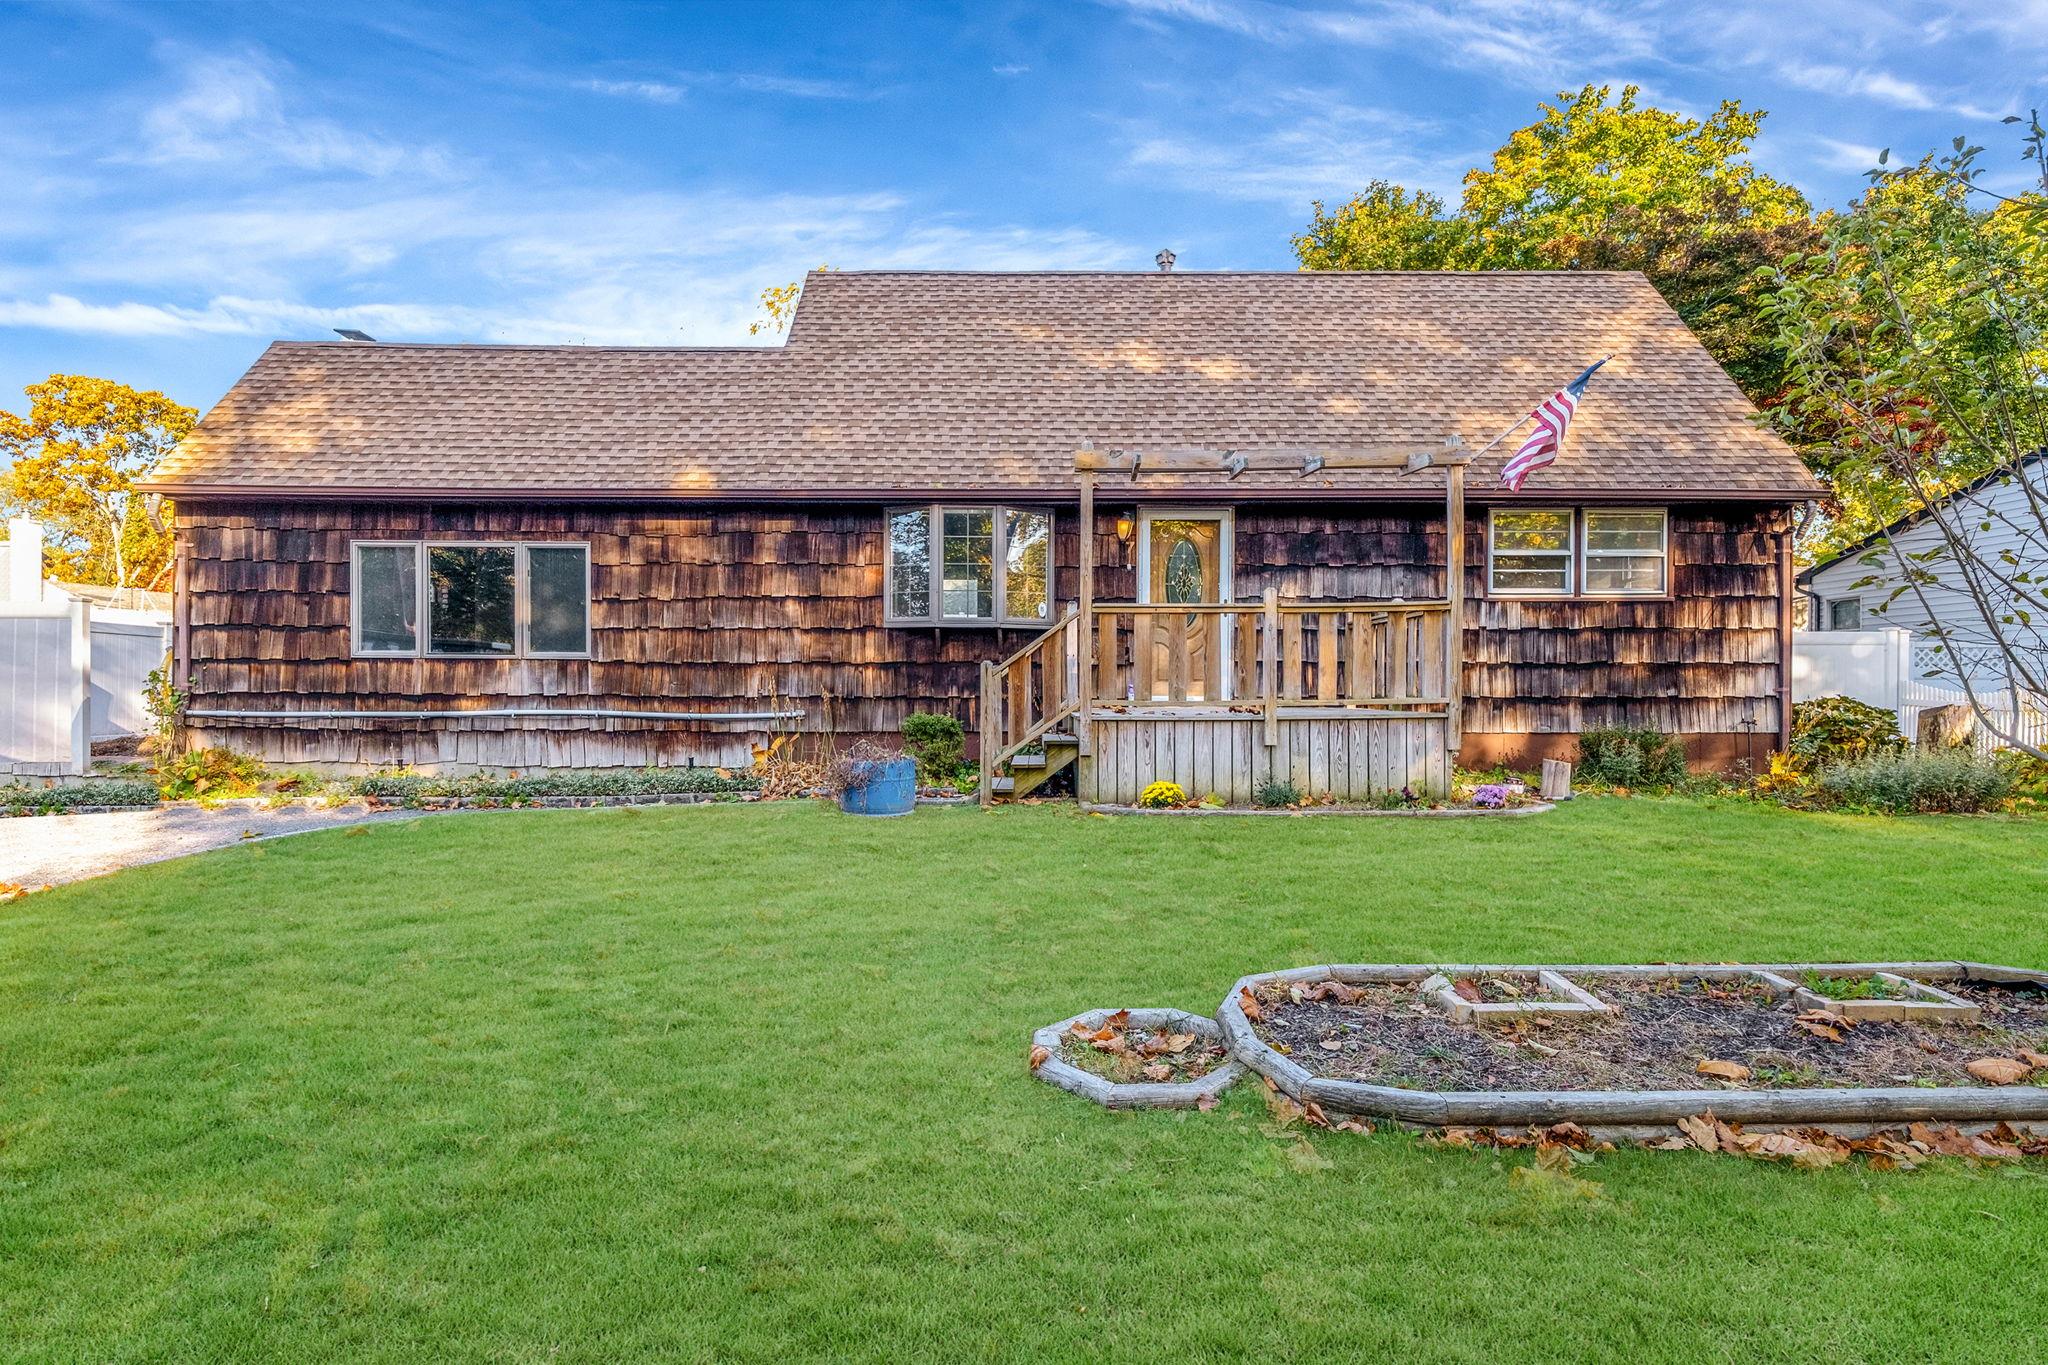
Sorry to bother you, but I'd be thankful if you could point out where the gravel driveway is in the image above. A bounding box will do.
[0,803,428,889]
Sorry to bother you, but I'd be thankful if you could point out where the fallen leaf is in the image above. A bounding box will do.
[1697,1059,1751,1083]
[1333,1118,1371,1134]
[1967,1057,2031,1085]
[1237,988,1263,1022]
[1451,978,1484,1004]
[1104,1009,1131,1030]
[1141,1063,1173,1083]
[1164,1032,1196,1054]
[1796,1019,1846,1043]
[1677,1114,1719,1152]
[1318,1038,1343,1052]
[1028,1045,1051,1070]
[1069,1020,1094,1036]
[1306,980,1360,1005]
[2019,1051,2048,1070]
[1797,1008,1852,1030]
[1090,1035,1127,1054]
[1486,977,1523,999]
[1088,1026,1118,1043]
[1196,1091,1218,1112]
[1287,983,1308,1004]
[1303,1101,1332,1129]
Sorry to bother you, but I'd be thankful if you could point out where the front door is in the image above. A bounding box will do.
[1137,510,1233,699]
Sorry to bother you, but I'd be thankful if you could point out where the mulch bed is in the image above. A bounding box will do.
[1059,1012,1231,1085]
[1249,974,2048,1092]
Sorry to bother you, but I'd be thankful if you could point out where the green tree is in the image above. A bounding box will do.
[1294,85,1818,402]
[1761,119,2048,755]
[1,375,195,589]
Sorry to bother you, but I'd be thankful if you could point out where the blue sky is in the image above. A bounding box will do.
[1,0,2041,415]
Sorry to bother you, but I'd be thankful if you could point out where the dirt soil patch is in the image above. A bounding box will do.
[1250,975,2048,1092]
[1060,1011,1230,1084]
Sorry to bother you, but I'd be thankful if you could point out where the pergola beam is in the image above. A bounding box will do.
[1073,440,1468,476]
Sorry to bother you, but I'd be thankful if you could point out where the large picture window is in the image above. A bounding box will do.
[352,542,591,658]
[885,505,1054,625]
[1487,507,1668,599]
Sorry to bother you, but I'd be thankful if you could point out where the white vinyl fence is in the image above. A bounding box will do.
[1792,627,2047,751]
[1,599,169,775]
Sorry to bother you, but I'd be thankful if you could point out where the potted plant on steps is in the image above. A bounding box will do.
[828,740,919,816]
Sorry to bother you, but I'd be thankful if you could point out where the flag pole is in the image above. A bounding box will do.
[1470,355,1615,459]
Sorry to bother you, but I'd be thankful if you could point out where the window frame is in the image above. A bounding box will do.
[883,504,1057,628]
[349,540,593,660]
[1485,508,1577,598]
[1485,506,1672,602]
[1578,506,1670,599]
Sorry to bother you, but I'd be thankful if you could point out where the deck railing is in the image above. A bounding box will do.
[976,595,1455,803]
[1089,593,1451,713]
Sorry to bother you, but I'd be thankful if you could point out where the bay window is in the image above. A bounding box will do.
[886,505,1054,625]
[352,541,590,658]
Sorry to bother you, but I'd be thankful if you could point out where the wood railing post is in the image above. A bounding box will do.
[978,659,996,808]
[1261,586,1278,748]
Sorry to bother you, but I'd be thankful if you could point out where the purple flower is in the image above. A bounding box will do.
[1472,783,1508,809]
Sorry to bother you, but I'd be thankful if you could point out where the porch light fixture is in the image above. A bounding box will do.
[1113,512,1136,556]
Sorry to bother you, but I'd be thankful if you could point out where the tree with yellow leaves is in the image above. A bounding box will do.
[1,374,195,590]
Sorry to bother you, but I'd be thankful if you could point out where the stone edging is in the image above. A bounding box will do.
[1030,1007,1243,1110]
[1217,960,2048,1131]
[1079,801,1555,818]
[2,791,766,818]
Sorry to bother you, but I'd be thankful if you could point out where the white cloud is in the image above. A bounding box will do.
[576,79,685,104]
[1118,88,1462,204]
[136,48,451,177]
[0,43,1130,350]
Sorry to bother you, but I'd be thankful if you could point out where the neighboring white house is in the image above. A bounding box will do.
[1797,453,2048,749]
[1800,453,2046,674]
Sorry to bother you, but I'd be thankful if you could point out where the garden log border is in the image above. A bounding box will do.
[1031,1007,1244,1110]
[1218,962,2048,1131]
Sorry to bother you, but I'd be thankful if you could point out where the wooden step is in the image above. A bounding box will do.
[991,776,1015,794]
[1011,753,1047,769]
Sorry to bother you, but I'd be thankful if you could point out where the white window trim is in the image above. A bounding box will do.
[1486,508,1576,598]
[884,504,1056,627]
[349,540,593,659]
[1579,507,1670,599]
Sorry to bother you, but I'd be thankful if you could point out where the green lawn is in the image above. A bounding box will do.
[6,799,2048,1362]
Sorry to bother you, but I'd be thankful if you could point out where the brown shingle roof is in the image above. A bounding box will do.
[150,270,1820,500]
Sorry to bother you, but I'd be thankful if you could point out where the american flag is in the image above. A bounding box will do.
[1499,359,1608,492]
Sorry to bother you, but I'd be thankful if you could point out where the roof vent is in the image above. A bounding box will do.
[1154,248,1177,272]
[333,328,377,342]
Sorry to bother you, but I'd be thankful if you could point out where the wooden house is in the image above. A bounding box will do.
[143,269,1820,802]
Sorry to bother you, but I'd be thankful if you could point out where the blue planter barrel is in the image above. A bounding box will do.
[838,757,918,816]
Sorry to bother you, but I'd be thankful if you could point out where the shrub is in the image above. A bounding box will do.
[141,653,185,758]
[1791,696,1904,764]
[0,780,160,814]
[1575,726,1688,787]
[156,747,265,801]
[1812,748,2014,815]
[899,712,966,783]
[344,766,759,806]
[1138,780,1187,809]
[1253,778,1300,809]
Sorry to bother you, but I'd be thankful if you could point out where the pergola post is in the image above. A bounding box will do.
[1442,457,1468,758]
[1077,469,1095,757]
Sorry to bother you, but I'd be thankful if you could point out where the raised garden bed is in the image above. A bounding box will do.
[1784,969,1981,1024]
[1029,1007,1242,1110]
[1219,962,2048,1131]
[1420,969,1612,1023]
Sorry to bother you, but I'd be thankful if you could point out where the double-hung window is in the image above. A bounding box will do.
[886,505,1053,625]
[1487,509,1576,596]
[351,541,591,658]
[1487,508,1669,599]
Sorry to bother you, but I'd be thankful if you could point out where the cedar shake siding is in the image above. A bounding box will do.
[178,499,1789,773]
